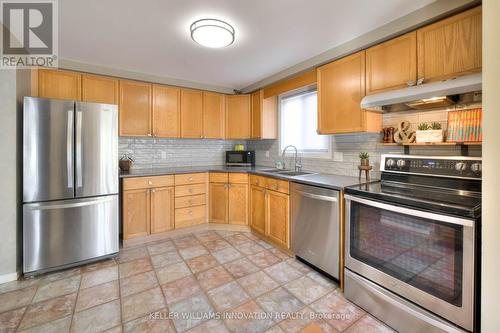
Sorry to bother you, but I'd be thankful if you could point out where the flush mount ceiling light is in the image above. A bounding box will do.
[190,19,235,48]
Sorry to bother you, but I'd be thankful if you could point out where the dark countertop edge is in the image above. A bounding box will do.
[120,166,375,191]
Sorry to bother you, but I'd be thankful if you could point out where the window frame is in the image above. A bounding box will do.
[278,86,332,159]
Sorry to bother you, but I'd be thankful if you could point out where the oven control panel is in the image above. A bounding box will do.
[381,155,482,179]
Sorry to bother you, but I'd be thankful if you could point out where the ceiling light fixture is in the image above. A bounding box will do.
[190,19,235,48]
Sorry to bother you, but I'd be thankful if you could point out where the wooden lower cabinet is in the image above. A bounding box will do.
[228,183,248,225]
[174,173,207,228]
[209,173,248,225]
[209,182,228,224]
[250,185,266,235]
[150,186,175,234]
[123,188,150,240]
[266,190,289,248]
[250,178,290,249]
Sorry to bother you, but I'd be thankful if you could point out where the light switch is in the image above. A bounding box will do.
[333,152,343,162]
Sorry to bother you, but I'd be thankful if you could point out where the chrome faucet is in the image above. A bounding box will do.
[282,145,302,171]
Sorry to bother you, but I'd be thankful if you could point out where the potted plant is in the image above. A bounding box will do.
[359,152,370,166]
[416,122,444,143]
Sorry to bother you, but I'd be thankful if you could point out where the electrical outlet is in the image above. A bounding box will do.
[333,152,343,162]
[265,150,270,158]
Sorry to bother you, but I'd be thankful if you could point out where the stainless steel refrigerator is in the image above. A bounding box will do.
[23,97,119,275]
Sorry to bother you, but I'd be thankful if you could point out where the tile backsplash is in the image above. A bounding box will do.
[119,137,246,169]
[119,107,481,179]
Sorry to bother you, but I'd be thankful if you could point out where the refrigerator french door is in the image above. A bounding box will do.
[23,97,119,274]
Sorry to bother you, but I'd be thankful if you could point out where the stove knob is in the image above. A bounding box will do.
[455,162,467,172]
[471,162,482,173]
[386,159,396,168]
[396,159,406,168]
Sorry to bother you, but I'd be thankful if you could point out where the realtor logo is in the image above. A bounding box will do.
[1,0,58,68]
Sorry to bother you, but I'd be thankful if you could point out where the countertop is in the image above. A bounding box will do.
[120,165,374,191]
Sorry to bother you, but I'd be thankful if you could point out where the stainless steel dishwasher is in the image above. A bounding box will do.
[291,182,340,279]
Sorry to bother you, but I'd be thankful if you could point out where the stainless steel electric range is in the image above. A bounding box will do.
[344,154,481,333]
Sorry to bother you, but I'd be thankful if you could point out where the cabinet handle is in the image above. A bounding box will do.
[151,189,156,193]
[188,177,193,181]
[148,180,153,185]
[416,77,425,85]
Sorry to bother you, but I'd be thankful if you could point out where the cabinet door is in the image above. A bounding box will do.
[82,74,119,104]
[203,92,225,139]
[36,69,81,100]
[250,90,262,139]
[317,51,372,134]
[366,32,417,94]
[266,190,289,249]
[123,188,150,239]
[228,183,248,225]
[153,85,181,138]
[226,95,251,139]
[119,80,152,137]
[417,6,482,83]
[150,186,174,234]
[209,182,228,224]
[181,89,203,138]
[250,185,266,235]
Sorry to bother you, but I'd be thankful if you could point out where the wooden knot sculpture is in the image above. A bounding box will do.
[393,121,416,144]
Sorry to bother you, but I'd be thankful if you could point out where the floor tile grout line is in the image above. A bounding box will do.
[68,274,82,333]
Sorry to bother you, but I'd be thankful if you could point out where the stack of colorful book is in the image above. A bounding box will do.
[447,108,482,142]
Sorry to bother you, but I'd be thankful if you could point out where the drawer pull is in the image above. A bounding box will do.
[188,177,193,181]
[148,180,153,185]
[151,189,156,193]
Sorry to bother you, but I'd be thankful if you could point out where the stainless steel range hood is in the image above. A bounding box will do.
[360,73,482,112]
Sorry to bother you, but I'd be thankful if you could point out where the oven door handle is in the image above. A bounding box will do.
[344,194,474,227]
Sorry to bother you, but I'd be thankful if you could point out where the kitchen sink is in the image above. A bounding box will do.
[259,168,290,173]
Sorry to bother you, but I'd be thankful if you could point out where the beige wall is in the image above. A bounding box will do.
[481,0,500,331]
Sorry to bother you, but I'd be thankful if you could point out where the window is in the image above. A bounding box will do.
[279,89,330,157]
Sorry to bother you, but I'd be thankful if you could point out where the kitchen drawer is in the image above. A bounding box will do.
[175,173,207,185]
[175,183,206,197]
[249,175,266,187]
[175,205,206,228]
[229,173,248,184]
[209,172,228,183]
[175,194,206,208]
[123,175,174,190]
[265,177,289,194]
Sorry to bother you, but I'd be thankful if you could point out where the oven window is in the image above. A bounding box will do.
[350,202,463,306]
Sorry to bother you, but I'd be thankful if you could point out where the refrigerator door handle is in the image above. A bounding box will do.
[76,110,83,188]
[66,110,74,189]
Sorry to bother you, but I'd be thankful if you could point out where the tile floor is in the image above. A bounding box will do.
[0,230,396,333]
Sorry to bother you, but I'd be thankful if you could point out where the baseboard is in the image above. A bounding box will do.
[0,271,20,284]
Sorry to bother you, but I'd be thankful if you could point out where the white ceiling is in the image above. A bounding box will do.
[60,0,435,90]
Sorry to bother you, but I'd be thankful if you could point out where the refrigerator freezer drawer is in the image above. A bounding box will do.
[23,195,119,274]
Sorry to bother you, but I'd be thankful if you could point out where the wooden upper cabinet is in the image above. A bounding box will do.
[34,69,81,100]
[366,32,417,94]
[251,90,278,139]
[81,74,119,104]
[203,92,225,139]
[317,51,381,134]
[150,186,174,234]
[417,6,482,83]
[226,95,251,139]
[180,89,203,138]
[119,80,152,137]
[153,85,181,138]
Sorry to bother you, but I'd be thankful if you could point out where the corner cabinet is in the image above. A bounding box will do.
[317,51,381,134]
[226,95,251,139]
[417,6,482,83]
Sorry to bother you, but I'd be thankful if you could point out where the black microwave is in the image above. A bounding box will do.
[226,151,255,167]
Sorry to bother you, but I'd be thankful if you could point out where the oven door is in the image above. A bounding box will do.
[345,195,475,331]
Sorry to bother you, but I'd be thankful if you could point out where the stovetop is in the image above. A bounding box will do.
[345,154,482,219]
